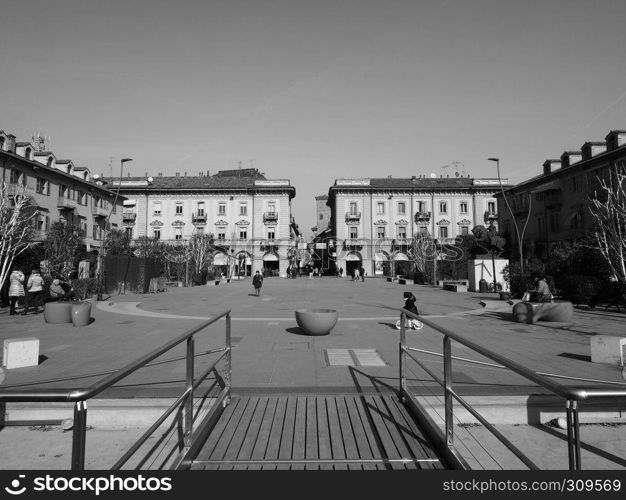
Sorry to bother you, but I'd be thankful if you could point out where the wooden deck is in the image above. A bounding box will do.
[191,395,442,470]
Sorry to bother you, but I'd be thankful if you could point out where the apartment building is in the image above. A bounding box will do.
[0,130,125,251]
[326,175,506,275]
[107,168,297,276]
[496,129,626,260]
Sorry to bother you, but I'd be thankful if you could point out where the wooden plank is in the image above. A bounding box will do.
[316,396,333,470]
[291,396,307,470]
[305,397,318,469]
[277,397,297,470]
[236,397,269,468]
[249,397,278,469]
[372,396,416,470]
[335,396,361,471]
[224,397,259,471]
[385,396,440,470]
[263,397,288,470]
[325,397,347,470]
[194,398,243,469]
[352,396,386,470]
[206,396,251,470]
[363,395,403,469]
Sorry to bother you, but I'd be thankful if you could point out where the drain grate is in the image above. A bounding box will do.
[324,349,386,367]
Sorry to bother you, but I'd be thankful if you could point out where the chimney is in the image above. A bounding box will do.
[144,172,148,177]
[605,130,626,151]
[6,134,16,152]
[542,159,561,175]
[581,141,607,161]
[560,151,582,169]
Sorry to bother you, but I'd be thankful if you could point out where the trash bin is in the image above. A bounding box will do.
[479,279,489,293]
[71,302,92,327]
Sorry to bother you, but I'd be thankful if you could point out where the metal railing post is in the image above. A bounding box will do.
[443,335,454,448]
[225,312,232,404]
[572,400,581,470]
[71,401,88,471]
[399,312,407,396]
[184,336,195,447]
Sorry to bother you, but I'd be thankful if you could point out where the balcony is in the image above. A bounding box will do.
[484,211,498,223]
[345,211,361,222]
[122,212,137,223]
[260,240,279,252]
[57,196,77,210]
[92,205,108,218]
[192,211,208,224]
[263,211,279,223]
[414,211,431,222]
[343,238,362,249]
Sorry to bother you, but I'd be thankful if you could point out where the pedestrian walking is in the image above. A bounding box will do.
[23,269,44,315]
[360,266,365,282]
[8,268,25,315]
[353,268,360,282]
[252,270,264,296]
[339,267,343,278]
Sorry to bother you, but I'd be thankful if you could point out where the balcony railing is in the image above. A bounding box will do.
[414,211,431,222]
[192,212,207,223]
[392,237,411,248]
[92,205,108,218]
[260,240,279,251]
[343,238,362,248]
[122,212,137,222]
[345,211,361,222]
[484,211,498,221]
[263,211,279,222]
[57,196,77,209]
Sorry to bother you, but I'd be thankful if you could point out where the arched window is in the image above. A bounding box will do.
[24,147,32,160]
[47,157,54,168]
[0,136,5,151]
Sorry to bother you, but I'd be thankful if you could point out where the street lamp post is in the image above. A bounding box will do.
[488,157,530,288]
[97,158,133,301]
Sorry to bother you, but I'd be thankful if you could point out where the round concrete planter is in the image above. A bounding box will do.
[44,302,72,324]
[295,309,338,336]
[71,302,92,327]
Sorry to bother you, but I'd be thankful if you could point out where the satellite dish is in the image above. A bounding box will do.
[92,174,100,180]
[147,176,154,183]
[430,173,436,178]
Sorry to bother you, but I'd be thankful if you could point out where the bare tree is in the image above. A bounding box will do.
[134,236,165,260]
[588,164,626,285]
[408,232,436,278]
[188,233,215,274]
[44,222,84,278]
[0,182,39,290]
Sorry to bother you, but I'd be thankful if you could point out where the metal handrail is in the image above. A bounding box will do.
[398,308,626,470]
[0,310,232,470]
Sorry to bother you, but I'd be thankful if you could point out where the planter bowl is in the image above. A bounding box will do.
[295,309,338,336]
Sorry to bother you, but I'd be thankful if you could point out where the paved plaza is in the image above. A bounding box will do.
[1,277,625,469]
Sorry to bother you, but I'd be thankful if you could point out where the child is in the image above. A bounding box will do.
[403,291,419,316]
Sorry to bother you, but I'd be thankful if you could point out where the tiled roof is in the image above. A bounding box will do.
[370,177,476,188]
[102,174,293,191]
[315,194,328,200]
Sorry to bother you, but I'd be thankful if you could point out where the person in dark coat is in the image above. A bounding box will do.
[252,270,264,296]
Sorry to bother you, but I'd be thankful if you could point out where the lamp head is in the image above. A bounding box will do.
[121,158,133,163]
[487,157,499,163]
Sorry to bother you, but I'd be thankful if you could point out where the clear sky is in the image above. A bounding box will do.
[1,0,625,237]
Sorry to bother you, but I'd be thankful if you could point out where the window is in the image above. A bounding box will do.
[92,225,98,240]
[239,229,247,239]
[398,202,406,215]
[460,226,469,236]
[218,232,226,240]
[376,202,385,215]
[80,219,87,234]
[9,169,24,186]
[570,211,582,230]
[153,229,161,240]
[571,176,579,192]
[417,201,426,213]
[550,212,560,233]
[268,201,276,214]
[460,202,468,214]
[349,202,358,214]
[319,214,324,220]
[439,201,447,214]
[239,202,248,216]
[197,202,205,216]
[218,202,226,215]
[439,226,448,238]
[398,226,407,239]
[376,227,385,239]
[175,228,182,240]
[487,201,496,213]
[36,178,49,195]
[349,227,358,239]
[37,216,45,231]
[268,230,275,240]
[175,202,183,215]
[153,202,162,216]
[78,192,86,206]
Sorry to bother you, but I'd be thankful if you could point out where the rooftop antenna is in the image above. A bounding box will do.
[107,156,114,178]
[452,161,465,177]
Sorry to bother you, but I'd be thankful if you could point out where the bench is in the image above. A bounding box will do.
[439,280,469,288]
[512,301,574,324]
[443,283,467,293]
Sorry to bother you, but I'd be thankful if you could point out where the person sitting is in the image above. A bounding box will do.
[529,275,552,303]
[49,276,77,301]
[403,291,419,316]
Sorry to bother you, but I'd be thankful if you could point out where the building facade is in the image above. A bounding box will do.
[107,169,297,276]
[326,175,507,276]
[0,130,125,252]
[311,194,331,235]
[496,129,626,260]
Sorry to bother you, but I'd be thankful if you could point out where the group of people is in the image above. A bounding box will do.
[352,266,366,282]
[8,268,76,316]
